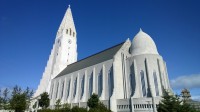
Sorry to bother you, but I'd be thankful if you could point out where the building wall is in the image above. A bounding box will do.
[50,59,114,107]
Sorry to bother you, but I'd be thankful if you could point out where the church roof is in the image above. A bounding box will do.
[131,29,159,56]
[55,42,124,78]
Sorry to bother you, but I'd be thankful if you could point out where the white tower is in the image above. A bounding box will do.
[34,5,77,97]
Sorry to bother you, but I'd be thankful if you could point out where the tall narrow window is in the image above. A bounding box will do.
[66,80,70,99]
[140,70,146,97]
[108,66,114,97]
[89,72,93,97]
[73,77,77,98]
[153,71,159,96]
[129,63,136,96]
[60,81,65,99]
[66,29,68,34]
[98,69,103,96]
[81,75,85,99]
[73,32,75,37]
[50,84,54,99]
[70,28,72,36]
[56,83,59,98]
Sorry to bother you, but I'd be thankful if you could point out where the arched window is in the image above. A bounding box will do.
[73,77,77,98]
[81,75,85,99]
[153,71,159,96]
[89,72,93,97]
[98,69,103,96]
[66,80,70,99]
[56,82,59,98]
[60,81,65,99]
[129,63,136,96]
[140,70,146,97]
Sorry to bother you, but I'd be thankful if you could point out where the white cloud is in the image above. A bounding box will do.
[170,74,200,89]
[192,95,200,101]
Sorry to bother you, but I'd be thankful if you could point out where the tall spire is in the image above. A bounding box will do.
[58,5,76,33]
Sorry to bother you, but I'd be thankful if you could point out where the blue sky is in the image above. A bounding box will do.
[0,0,200,100]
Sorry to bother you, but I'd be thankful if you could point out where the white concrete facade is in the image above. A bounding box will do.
[34,6,77,98]
[32,5,172,112]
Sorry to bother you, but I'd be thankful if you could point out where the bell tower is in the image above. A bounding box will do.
[34,5,77,97]
[52,5,77,78]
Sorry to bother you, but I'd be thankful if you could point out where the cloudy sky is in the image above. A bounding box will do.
[0,0,200,100]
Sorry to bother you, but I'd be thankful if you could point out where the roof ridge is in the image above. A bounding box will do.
[54,41,125,79]
[67,41,125,66]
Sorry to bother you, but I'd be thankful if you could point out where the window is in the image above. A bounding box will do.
[66,29,68,34]
[98,69,103,96]
[140,70,146,97]
[70,28,72,36]
[60,81,65,99]
[89,72,93,96]
[56,82,59,98]
[73,77,77,98]
[50,84,54,99]
[153,71,159,96]
[108,66,114,97]
[81,75,85,99]
[129,63,136,96]
[73,32,75,37]
[66,80,70,99]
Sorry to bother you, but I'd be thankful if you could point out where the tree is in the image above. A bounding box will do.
[39,92,50,109]
[2,88,9,110]
[157,90,198,112]
[62,103,71,112]
[71,106,87,112]
[55,99,61,110]
[0,89,2,109]
[87,94,99,109]
[9,85,33,112]
[87,93,111,112]
[24,87,33,110]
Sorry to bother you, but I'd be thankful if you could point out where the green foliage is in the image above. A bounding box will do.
[71,106,87,112]
[157,90,198,112]
[39,92,50,109]
[38,108,53,112]
[62,103,71,112]
[0,90,2,109]
[38,93,111,112]
[88,102,111,112]
[87,94,99,109]
[33,101,37,109]
[55,99,61,110]
[9,85,33,112]
[0,88,10,110]
[87,94,111,112]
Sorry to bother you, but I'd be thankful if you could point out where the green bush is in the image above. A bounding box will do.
[71,106,87,112]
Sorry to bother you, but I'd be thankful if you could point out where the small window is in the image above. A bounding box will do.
[73,32,75,37]
[66,29,68,34]
[70,28,72,36]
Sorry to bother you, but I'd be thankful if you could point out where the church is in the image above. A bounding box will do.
[31,5,172,112]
